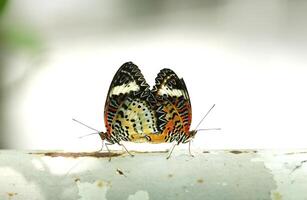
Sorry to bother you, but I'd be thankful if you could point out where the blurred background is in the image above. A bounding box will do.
[0,0,306,150]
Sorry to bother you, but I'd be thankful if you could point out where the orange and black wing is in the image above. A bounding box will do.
[104,62,157,144]
[150,68,192,143]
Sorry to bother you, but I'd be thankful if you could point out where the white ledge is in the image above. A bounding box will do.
[0,150,307,200]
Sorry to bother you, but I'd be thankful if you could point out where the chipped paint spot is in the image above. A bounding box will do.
[97,180,106,188]
[127,190,149,200]
[168,174,173,178]
[7,192,18,200]
[271,191,282,200]
[74,177,80,182]
[229,150,243,154]
[203,151,210,154]
[116,168,127,177]
[284,151,307,155]
[197,178,204,183]
[0,167,45,199]
[229,150,257,154]
[31,159,45,171]
[7,192,18,197]
[291,160,307,173]
[77,180,110,200]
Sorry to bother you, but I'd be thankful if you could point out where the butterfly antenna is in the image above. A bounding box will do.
[197,128,221,131]
[194,104,216,130]
[78,132,100,139]
[72,118,100,132]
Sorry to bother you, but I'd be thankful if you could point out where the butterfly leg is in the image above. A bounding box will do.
[96,140,105,152]
[105,143,113,162]
[119,143,134,157]
[166,143,177,159]
[188,141,195,157]
[105,142,112,153]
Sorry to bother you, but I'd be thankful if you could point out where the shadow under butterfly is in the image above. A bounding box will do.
[74,62,220,159]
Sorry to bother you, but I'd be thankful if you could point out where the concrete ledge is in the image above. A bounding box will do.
[0,150,306,200]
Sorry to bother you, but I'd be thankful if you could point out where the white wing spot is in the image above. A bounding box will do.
[110,81,140,96]
[158,85,184,97]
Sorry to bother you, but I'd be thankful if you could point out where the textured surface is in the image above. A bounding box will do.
[0,150,306,200]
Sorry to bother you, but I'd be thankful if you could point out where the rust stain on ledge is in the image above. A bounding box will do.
[29,150,169,158]
[202,150,258,154]
[272,191,283,200]
[74,177,81,182]
[29,152,122,158]
[130,150,169,154]
[291,160,307,173]
[197,178,204,183]
[7,192,18,198]
[284,151,307,155]
[229,150,257,154]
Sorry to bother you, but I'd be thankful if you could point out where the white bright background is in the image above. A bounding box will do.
[2,0,307,151]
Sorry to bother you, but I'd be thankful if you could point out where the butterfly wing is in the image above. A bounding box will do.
[104,62,158,144]
[150,68,192,143]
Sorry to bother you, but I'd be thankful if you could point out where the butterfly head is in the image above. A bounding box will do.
[181,130,198,143]
[98,132,108,141]
[189,130,198,138]
[190,129,198,140]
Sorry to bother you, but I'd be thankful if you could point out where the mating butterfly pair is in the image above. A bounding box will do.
[78,62,214,159]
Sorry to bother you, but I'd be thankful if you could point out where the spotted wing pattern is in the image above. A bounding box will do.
[104,62,158,144]
[149,68,192,143]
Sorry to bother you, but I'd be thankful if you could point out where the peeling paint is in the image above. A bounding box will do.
[127,191,150,200]
[196,178,204,184]
[77,180,110,200]
[1,150,306,200]
[254,151,307,200]
[31,159,45,171]
[271,191,283,200]
[0,166,45,200]
[291,160,307,173]
[7,192,18,198]
[96,180,109,188]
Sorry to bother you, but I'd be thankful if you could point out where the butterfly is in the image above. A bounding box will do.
[74,62,217,158]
